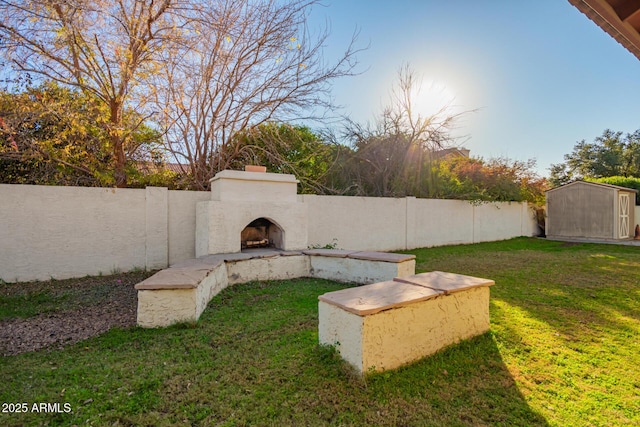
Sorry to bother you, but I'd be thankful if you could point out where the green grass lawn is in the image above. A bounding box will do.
[1,237,639,426]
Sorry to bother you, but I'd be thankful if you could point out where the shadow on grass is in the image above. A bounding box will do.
[361,333,550,426]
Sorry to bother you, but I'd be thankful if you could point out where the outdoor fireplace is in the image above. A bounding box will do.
[196,169,307,256]
[241,217,283,249]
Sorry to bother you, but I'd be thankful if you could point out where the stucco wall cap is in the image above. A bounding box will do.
[217,252,256,262]
[208,169,298,184]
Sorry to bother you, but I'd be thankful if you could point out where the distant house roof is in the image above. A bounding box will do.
[432,148,470,160]
[568,0,640,61]
[164,163,189,174]
[136,162,189,175]
[546,180,638,193]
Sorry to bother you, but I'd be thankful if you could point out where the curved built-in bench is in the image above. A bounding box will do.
[318,271,495,375]
[135,249,416,328]
[305,249,416,284]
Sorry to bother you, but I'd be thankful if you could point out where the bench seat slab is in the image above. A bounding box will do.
[394,271,494,294]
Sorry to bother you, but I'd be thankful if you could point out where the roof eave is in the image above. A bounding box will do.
[568,0,640,61]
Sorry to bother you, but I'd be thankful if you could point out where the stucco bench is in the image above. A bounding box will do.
[304,249,416,284]
[224,250,310,285]
[318,271,495,375]
[135,249,417,328]
[135,259,228,328]
[135,250,309,327]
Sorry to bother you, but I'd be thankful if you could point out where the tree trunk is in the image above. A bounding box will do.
[113,135,127,188]
[109,101,127,188]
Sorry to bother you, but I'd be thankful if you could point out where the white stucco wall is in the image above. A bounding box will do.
[0,185,147,282]
[168,190,210,265]
[0,183,537,282]
[406,198,474,248]
[318,302,364,372]
[145,187,169,269]
[210,170,298,203]
[309,256,415,284]
[302,195,407,251]
[304,195,535,251]
[473,202,532,243]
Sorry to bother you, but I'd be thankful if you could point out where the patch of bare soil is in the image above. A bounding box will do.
[0,271,154,356]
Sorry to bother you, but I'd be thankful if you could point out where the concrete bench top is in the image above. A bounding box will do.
[135,268,212,290]
[220,249,304,260]
[348,251,416,263]
[302,249,359,258]
[394,271,495,295]
[169,249,411,270]
[318,280,443,315]
[143,248,415,292]
[318,271,494,315]
[141,249,307,291]
[170,250,305,269]
[169,256,225,270]
[303,249,415,263]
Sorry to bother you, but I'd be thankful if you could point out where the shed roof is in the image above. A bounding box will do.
[546,180,638,194]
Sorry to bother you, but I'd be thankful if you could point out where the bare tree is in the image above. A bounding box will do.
[0,0,181,187]
[339,64,473,197]
[154,0,361,190]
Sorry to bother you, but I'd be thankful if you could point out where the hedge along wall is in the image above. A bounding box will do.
[0,184,539,283]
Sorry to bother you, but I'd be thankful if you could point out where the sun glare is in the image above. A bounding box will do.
[415,79,458,117]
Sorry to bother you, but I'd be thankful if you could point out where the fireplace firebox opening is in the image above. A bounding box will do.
[241,218,284,250]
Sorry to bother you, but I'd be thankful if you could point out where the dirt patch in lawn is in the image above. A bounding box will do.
[0,271,155,356]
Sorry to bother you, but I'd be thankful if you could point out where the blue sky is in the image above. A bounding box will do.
[307,1,640,178]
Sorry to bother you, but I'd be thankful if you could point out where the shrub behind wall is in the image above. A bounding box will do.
[587,176,640,205]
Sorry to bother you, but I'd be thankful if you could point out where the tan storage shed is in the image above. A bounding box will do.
[546,181,637,240]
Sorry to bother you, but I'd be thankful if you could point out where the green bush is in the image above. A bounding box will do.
[586,176,640,204]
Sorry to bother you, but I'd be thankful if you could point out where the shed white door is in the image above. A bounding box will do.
[619,193,630,238]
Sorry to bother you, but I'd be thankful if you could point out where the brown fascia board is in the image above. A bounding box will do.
[568,0,640,61]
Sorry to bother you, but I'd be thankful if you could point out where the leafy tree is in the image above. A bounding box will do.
[438,156,547,204]
[0,0,180,187]
[1,83,112,185]
[226,123,340,194]
[2,0,359,189]
[586,176,640,205]
[0,82,169,186]
[550,129,640,186]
